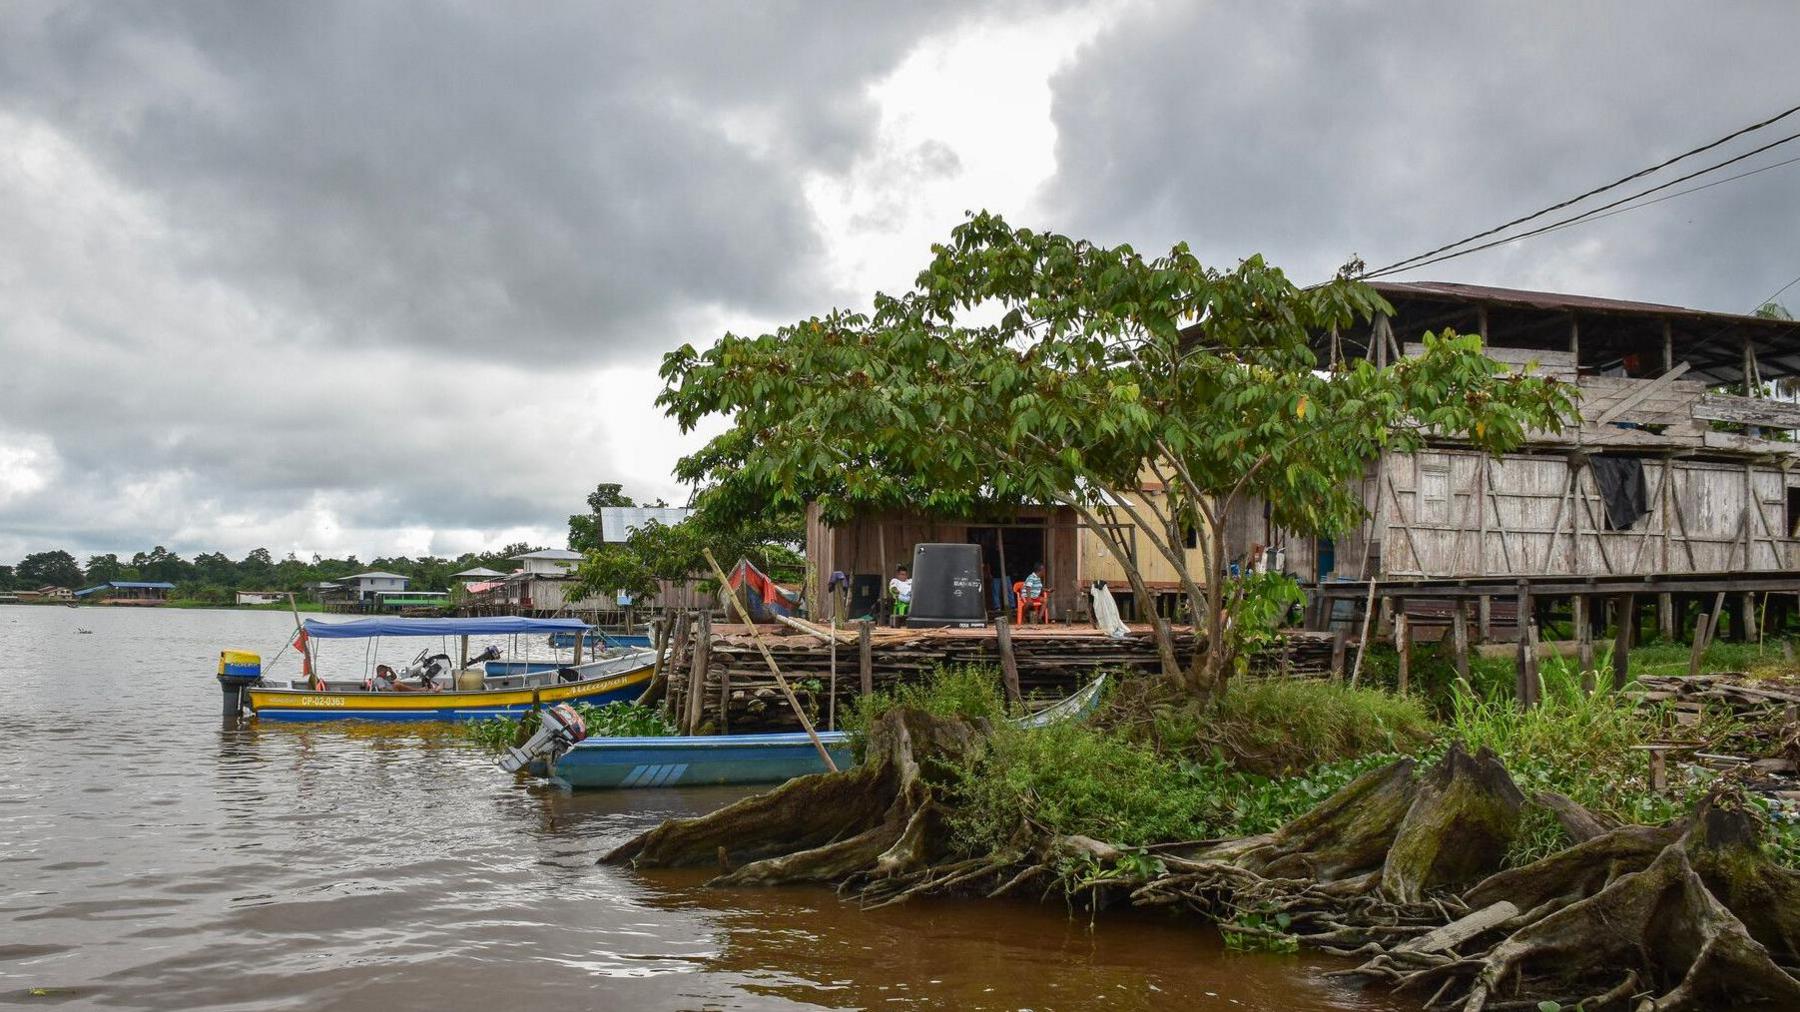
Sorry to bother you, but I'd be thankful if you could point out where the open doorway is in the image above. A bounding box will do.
[966,522,1046,613]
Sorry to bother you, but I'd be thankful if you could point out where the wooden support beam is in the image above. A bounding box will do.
[1394,606,1410,695]
[1689,591,1725,677]
[1658,593,1674,642]
[1612,593,1634,691]
[686,611,711,735]
[1575,595,1595,694]
[858,619,873,696]
[1330,630,1348,681]
[1451,602,1471,684]
[994,616,1022,704]
[1515,583,1537,709]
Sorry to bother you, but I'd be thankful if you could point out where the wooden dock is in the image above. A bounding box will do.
[656,617,1339,734]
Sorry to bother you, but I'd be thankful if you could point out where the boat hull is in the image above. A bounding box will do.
[247,665,652,721]
[547,732,854,788]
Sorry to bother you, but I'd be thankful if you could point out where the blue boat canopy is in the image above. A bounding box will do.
[302,616,591,639]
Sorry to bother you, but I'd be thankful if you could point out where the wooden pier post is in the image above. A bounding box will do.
[995,616,1022,704]
[1658,593,1674,642]
[1394,606,1410,695]
[858,619,873,696]
[1451,602,1471,683]
[1612,593,1635,691]
[1575,595,1595,694]
[1515,583,1538,708]
[686,611,711,734]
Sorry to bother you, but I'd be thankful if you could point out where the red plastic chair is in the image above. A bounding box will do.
[1014,581,1049,624]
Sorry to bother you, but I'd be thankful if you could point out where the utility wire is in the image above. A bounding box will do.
[1364,127,1800,278]
[1362,101,1800,277]
[1523,153,1800,235]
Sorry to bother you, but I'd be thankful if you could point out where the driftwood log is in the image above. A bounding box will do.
[608,709,1800,1011]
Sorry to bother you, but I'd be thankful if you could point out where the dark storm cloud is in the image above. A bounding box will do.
[0,0,967,365]
[1045,1,1800,312]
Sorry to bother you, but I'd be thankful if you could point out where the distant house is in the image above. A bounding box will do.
[513,549,584,575]
[235,590,285,606]
[73,581,175,605]
[343,571,409,602]
[451,566,506,585]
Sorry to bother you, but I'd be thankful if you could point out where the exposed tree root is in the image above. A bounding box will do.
[606,713,1800,1011]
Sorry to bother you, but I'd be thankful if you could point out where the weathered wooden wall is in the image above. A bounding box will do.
[1331,449,1797,579]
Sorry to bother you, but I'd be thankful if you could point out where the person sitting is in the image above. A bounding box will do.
[372,664,433,692]
[1014,563,1050,624]
[888,565,913,625]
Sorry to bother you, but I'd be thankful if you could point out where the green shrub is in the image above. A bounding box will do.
[1207,678,1435,774]
[1442,663,1715,864]
[840,664,1008,754]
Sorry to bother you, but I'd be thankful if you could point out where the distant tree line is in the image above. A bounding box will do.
[0,543,546,603]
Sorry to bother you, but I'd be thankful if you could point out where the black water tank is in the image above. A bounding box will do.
[907,543,986,628]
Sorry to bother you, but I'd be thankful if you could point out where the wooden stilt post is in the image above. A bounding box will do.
[685,611,711,735]
[459,634,469,673]
[858,619,873,697]
[1451,601,1471,684]
[1743,592,1759,641]
[1576,595,1595,694]
[1330,629,1348,681]
[1515,582,1537,708]
[1612,593,1635,691]
[1394,602,1410,695]
[995,616,1022,704]
[1658,593,1674,642]
[1689,591,1725,677]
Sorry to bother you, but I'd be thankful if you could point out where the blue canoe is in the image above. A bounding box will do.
[541,674,1108,789]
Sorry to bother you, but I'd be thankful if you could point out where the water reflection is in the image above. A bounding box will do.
[2,606,1401,1011]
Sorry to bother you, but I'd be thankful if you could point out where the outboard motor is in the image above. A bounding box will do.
[217,650,262,715]
[498,703,588,773]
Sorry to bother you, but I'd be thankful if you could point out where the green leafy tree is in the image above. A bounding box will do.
[0,564,15,591]
[132,546,193,584]
[658,213,1573,699]
[85,553,125,585]
[570,484,801,603]
[17,550,83,589]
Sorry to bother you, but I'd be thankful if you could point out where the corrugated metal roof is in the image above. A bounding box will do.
[347,571,408,581]
[452,567,506,578]
[512,549,584,561]
[598,506,693,543]
[1369,280,1798,327]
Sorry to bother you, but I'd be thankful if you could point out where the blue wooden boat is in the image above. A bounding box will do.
[547,630,652,651]
[539,674,1108,789]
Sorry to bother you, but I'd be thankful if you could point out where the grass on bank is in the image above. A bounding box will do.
[864,659,1795,870]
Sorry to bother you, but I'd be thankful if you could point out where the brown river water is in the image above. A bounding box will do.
[1,606,1409,1011]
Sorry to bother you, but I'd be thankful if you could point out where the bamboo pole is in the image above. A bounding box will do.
[702,548,837,771]
[289,593,323,690]
[1348,578,1377,688]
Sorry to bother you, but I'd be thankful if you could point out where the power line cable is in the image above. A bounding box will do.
[1362,101,1800,277]
[1364,127,1800,278]
[1520,153,1800,237]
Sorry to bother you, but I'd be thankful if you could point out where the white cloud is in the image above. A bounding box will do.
[803,2,1121,300]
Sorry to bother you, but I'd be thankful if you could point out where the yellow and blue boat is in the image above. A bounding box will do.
[222,616,656,722]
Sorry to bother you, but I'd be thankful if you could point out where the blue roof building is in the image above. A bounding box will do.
[74,580,178,604]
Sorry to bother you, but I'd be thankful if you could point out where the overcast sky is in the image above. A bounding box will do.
[3,1,1798,564]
